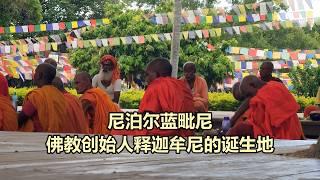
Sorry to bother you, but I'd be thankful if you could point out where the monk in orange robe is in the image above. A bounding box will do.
[74,72,121,134]
[112,58,195,137]
[0,73,9,97]
[52,77,89,134]
[18,64,68,132]
[180,62,208,112]
[230,75,304,139]
[0,94,18,131]
[226,82,253,137]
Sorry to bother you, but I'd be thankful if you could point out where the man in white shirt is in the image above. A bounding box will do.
[92,55,121,103]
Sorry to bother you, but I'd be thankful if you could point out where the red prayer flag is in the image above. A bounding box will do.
[202,30,209,38]
[290,52,298,60]
[0,27,4,34]
[28,25,35,32]
[59,22,66,30]
[226,15,233,22]
[90,19,97,27]
[239,26,247,33]
[248,48,257,56]
[260,15,266,21]
[195,16,200,24]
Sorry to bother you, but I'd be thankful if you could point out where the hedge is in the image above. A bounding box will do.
[9,88,316,112]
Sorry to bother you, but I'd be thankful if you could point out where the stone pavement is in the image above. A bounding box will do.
[0,131,319,180]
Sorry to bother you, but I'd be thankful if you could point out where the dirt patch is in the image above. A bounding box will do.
[284,138,320,159]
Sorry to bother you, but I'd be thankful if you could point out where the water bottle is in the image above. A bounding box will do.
[12,91,18,111]
[222,117,231,133]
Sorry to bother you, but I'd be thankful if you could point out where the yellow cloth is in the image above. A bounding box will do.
[20,85,68,132]
[0,95,18,131]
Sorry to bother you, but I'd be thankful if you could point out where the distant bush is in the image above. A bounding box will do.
[9,88,316,112]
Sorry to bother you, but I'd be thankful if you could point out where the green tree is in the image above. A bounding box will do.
[70,1,234,87]
[289,62,320,97]
[40,0,105,22]
[0,0,42,26]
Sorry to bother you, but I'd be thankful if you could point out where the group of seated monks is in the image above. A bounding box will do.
[0,57,309,139]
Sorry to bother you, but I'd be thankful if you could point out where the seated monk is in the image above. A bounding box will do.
[180,62,208,112]
[112,58,195,137]
[74,72,121,134]
[231,75,304,140]
[226,82,253,137]
[0,84,17,131]
[0,73,9,97]
[259,62,283,83]
[18,64,68,132]
[52,77,89,134]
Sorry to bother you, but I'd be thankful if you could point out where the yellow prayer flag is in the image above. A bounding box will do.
[51,43,58,51]
[11,68,19,79]
[202,8,209,15]
[71,21,78,28]
[89,40,97,47]
[40,24,46,31]
[272,13,280,21]
[273,52,281,59]
[182,31,189,39]
[285,21,293,28]
[239,5,246,14]
[206,16,213,24]
[102,18,110,24]
[11,60,19,67]
[239,15,246,22]
[9,26,16,33]
[231,47,240,54]
[307,11,313,18]
[243,72,250,77]
[30,59,38,66]
[315,54,320,59]
[214,28,222,37]
[22,45,28,53]
[235,62,241,70]
[151,34,159,41]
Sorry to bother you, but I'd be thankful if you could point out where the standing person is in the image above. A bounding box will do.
[92,55,121,104]
[259,61,283,83]
[180,62,208,112]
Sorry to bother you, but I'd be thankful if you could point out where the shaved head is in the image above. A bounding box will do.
[183,61,196,81]
[52,77,64,92]
[260,61,274,81]
[232,82,245,101]
[240,75,266,97]
[44,58,58,69]
[34,63,56,88]
[145,57,172,84]
[74,72,92,94]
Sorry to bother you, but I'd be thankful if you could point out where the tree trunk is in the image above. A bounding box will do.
[170,0,182,78]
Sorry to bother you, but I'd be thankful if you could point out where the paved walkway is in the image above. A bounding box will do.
[0,132,319,179]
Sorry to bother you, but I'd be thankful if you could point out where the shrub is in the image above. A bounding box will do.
[8,88,316,112]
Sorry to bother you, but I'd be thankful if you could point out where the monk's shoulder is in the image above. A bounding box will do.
[197,76,207,85]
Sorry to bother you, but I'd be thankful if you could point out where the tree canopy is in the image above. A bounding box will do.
[1,0,320,91]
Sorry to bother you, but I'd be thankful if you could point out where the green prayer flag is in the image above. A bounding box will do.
[66,22,72,29]
[96,19,103,26]
[35,25,41,32]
